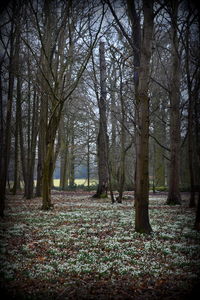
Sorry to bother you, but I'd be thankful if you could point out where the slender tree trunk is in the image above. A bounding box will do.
[153,100,166,188]
[69,123,75,187]
[87,122,90,189]
[134,0,153,233]
[35,136,42,197]
[59,116,68,190]
[166,2,181,205]
[126,0,141,195]
[117,67,126,203]
[110,60,118,189]
[12,80,21,194]
[60,145,69,190]
[193,19,200,228]
[94,41,109,198]
[188,95,195,207]
[39,0,54,209]
[26,92,39,199]
[18,75,29,195]
[0,11,15,216]
[185,18,196,207]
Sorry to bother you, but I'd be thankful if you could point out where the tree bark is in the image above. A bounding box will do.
[26,91,39,199]
[185,16,196,207]
[94,41,109,198]
[117,66,126,203]
[0,7,16,216]
[166,1,181,205]
[110,60,118,189]
[69,122,75,188]
[134,0,153,233]
[12,77,21,194]
[153,100,166,188]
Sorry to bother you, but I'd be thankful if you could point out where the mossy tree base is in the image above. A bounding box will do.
[92,183,108,199]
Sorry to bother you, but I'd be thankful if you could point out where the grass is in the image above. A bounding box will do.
[9,179,98,189]
[0,192,200,299]
[52,178,98,187]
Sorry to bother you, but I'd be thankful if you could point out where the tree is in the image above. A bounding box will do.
[0,2,19,216]
[93,41,109,198]
[36,1,104,209]
[106,0,153,232]
[12,8,22,195]
[134,0,154,233]
[166,1,181,205]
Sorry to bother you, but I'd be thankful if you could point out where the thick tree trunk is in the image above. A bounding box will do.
[134,0,153,234]
[166,2,181,205]
[135,93,152,233]
[94,41,109,198]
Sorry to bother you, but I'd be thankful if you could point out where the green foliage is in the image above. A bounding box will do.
[53,183,98,192]
[155,186,167,192]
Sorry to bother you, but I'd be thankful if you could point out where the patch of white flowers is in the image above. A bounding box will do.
[0,196,200,284]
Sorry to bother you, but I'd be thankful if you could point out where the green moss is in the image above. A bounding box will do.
[100,193,107,199]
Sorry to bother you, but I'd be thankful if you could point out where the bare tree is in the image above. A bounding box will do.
[106,0,153,232]
[0,2,19,216]
[93,41,109,198]
[32,1,105,209]
[166,1,181,205]
[134,0,154,233]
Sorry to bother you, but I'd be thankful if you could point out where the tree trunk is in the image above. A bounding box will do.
[117,67,126,203]
[166,2,181,205]
[35,136,42,197]
[194,191,200,231]
[185,17,196,207]
[41,141,54,210]
[153,101,166,188]
[12,79,21,194]
[87,122,90,189]
[69,123,75,187]
[188,94,195,207]
[134,0,153,233]
[26,91,39,199]
[94,41,109,198]
[110,59,118,189]
[0,9,16,216]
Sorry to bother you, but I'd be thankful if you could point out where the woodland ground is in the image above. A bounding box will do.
[0,191,200,299]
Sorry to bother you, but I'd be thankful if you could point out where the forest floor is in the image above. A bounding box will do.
[0,191,200,299]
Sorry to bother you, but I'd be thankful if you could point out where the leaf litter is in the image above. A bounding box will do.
[0,192,200,299]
